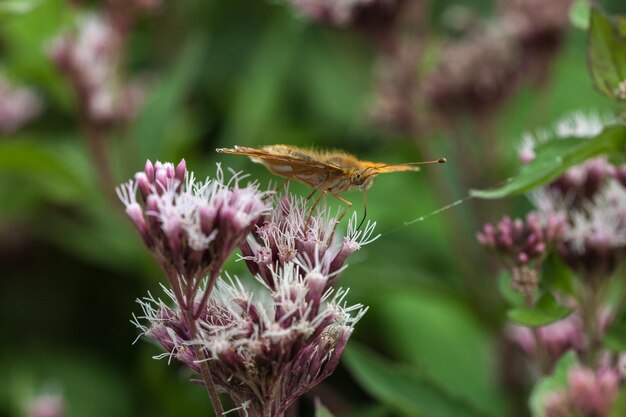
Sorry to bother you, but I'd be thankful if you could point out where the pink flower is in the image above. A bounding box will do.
[0,77,42,134]
[240,194,379,290]
[117,160,269,292]
[26,393,64,417]
[477,212,565,267]
[135,259,367,417]
[49,13,145,126]
[544,365,621,417]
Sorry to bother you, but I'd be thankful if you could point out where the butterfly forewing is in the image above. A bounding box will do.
[216,145,344,189]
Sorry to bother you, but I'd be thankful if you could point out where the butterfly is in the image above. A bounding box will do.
[216,144,446,227]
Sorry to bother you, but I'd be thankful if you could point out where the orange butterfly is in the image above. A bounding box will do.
[216,144,446,226]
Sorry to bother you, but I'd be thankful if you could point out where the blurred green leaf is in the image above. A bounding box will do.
[38,203,151,274]
[588,5,626,100]
[223,15,304,145]
[344,405,392,417]
[529,351,577,417]
[349,279,506,417]
[570,0,590,30]
[471,125,626,199]
[604,325,626,352]
[507,292,572,327]
[604,300,626,352]
[1,0,74,105]
[315,399,335,417]
[0,141,87,202]
[0,0,42,17]
[134,34,208,160]
[541,254,576,296]
[343,343,490,417]
[610,388,626,417]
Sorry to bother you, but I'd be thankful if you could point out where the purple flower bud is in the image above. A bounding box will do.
[144,159,155,180]
[134,172,151,200]
[175,159,186,183]
[0,77,42,134]
[126,202,153,246]
[478,211,564,269]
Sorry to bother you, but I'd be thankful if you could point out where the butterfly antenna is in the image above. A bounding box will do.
[357,192,367,231]
[405,157,447,166]
[377,157,447,170]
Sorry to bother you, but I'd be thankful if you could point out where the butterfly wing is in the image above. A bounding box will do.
[216,145,344,189]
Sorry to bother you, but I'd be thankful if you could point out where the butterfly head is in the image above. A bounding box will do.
[350,167,379,191]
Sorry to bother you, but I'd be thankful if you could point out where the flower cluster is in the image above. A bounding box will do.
[49,13,145,126]
[425,27,519,117]
[240,194,379,290]
[425,0,573,116]
[0,77,42,134]
[543,365,621,417]
[499,0,574,83]
[136,266,366,417]
[123,161,375,417]
[117,160,268,294]
[477,213,565,268]
[478,113,626,414]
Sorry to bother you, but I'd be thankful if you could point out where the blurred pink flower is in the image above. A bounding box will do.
[543,365,621,417]
[26,393,64,417]
[0,77,42,134]
[477,212,565,268]
[49,13,145,126]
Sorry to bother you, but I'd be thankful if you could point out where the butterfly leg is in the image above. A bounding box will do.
[331,194,353,235]
[305,191,325,230]
[356,191,367,231]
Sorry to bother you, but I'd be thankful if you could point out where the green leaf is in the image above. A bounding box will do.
[609,388,626,417]
[540,254,576,296]
[604,303,626,352]
[470,125,626,199]
[223,16,304,146]
[350,281,506,417]
[570,0,590,30]
[507,292,572,327]
[529,351,577,417]
[0,141,87,202]
[604,326,626,352]
[344,405,393,417]
[588,6,626,100]
[315,399,335,417]
[133,34,208,160]
[0,0,42,17]
[343,343,490,417]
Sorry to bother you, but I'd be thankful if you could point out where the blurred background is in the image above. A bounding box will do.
[1,0,625,416]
